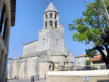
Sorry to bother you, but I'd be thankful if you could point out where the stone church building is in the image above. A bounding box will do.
[8,2,74,79]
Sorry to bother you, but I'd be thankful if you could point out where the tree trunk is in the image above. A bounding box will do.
[106,56,109,69]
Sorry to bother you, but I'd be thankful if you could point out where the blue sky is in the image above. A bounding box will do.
[9,0,93,60]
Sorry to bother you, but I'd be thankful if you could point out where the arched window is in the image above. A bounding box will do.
[49,65,52,70]
[45,21,47,28]
[50,21,53,27]
[43,38,45,45]
[50,13,52,18]
[55,14,57,19]
[55,21,57,28]
[45,14,47,19]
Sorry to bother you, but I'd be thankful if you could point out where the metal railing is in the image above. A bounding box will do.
[74,65,106,71]
[57,65,106,71]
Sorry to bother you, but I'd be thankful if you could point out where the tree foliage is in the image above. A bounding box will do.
[69,0,109,69]
[85,59,91,65]
[104,0,109,10]
[8,58,13,61]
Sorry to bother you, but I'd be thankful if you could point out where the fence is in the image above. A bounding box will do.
[75,65,106,71]
[57,65,106,71]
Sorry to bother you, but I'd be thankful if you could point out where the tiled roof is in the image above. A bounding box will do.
[91,56,102,62]
[76,54,86,58]
[76,53,100,58]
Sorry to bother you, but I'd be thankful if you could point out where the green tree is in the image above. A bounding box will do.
[85,59,91,65]
[69,0,109,69]
[8,58,13,61]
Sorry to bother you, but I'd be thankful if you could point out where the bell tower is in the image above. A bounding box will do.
[38,2,65,52]
[43,2,59,29]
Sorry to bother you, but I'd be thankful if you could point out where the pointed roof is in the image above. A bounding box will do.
[44,2,58,13]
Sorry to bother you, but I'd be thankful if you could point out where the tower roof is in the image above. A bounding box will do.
[44,2,58,13]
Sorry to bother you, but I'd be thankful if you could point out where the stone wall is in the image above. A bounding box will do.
[47,70,109,82]
[23,41,39,56]
[8,3,74,80]
[8,56,39,79]
[39,26,65,52]
[0,0,12,81]
[23,25,65,56]
[38,61,52,78]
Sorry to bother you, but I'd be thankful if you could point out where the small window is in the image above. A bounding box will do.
[1,19,5,36]
[43,38,45,45]
[45,21,47,28]
[50,21,53,27]
[50,13,52,18]
[45,14,47,19]
[43,38,45,40]
[55,21,57,28]
[1,13,7,38]
[100,66,105,69]
[55,14,57,19]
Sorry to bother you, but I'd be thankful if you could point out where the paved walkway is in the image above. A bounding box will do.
[7,79,46,82]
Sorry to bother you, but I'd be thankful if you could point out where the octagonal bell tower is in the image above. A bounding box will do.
[43,2,59,29]
[38,2,65,52]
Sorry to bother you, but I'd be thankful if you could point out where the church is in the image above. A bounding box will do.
[8,2,74,79]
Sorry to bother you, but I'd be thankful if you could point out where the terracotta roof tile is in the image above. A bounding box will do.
[76,53,100,58]
[76,54,86,58]
[91,56,102,62]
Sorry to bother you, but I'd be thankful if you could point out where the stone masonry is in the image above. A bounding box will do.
[8,2,74,79]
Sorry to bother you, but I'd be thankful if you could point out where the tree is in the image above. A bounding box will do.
[69,0,109,69]
[8,58,13,61]
[85,59,91,65]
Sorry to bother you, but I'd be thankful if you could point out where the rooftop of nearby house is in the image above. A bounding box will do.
[91,56,102,62]
[76,54,86,58]
[76,53,100,58]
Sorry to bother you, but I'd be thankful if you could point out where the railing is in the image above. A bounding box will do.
[73,65,106,71]
[57,65,106,71]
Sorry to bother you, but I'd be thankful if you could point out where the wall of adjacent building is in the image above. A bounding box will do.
[91,62,106,69]
[0,0,12,82]
[76,56,89,67]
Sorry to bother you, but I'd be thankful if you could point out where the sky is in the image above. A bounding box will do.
[9,0,94,60]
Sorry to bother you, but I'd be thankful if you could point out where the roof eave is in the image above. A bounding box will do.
[11,0,16,26]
